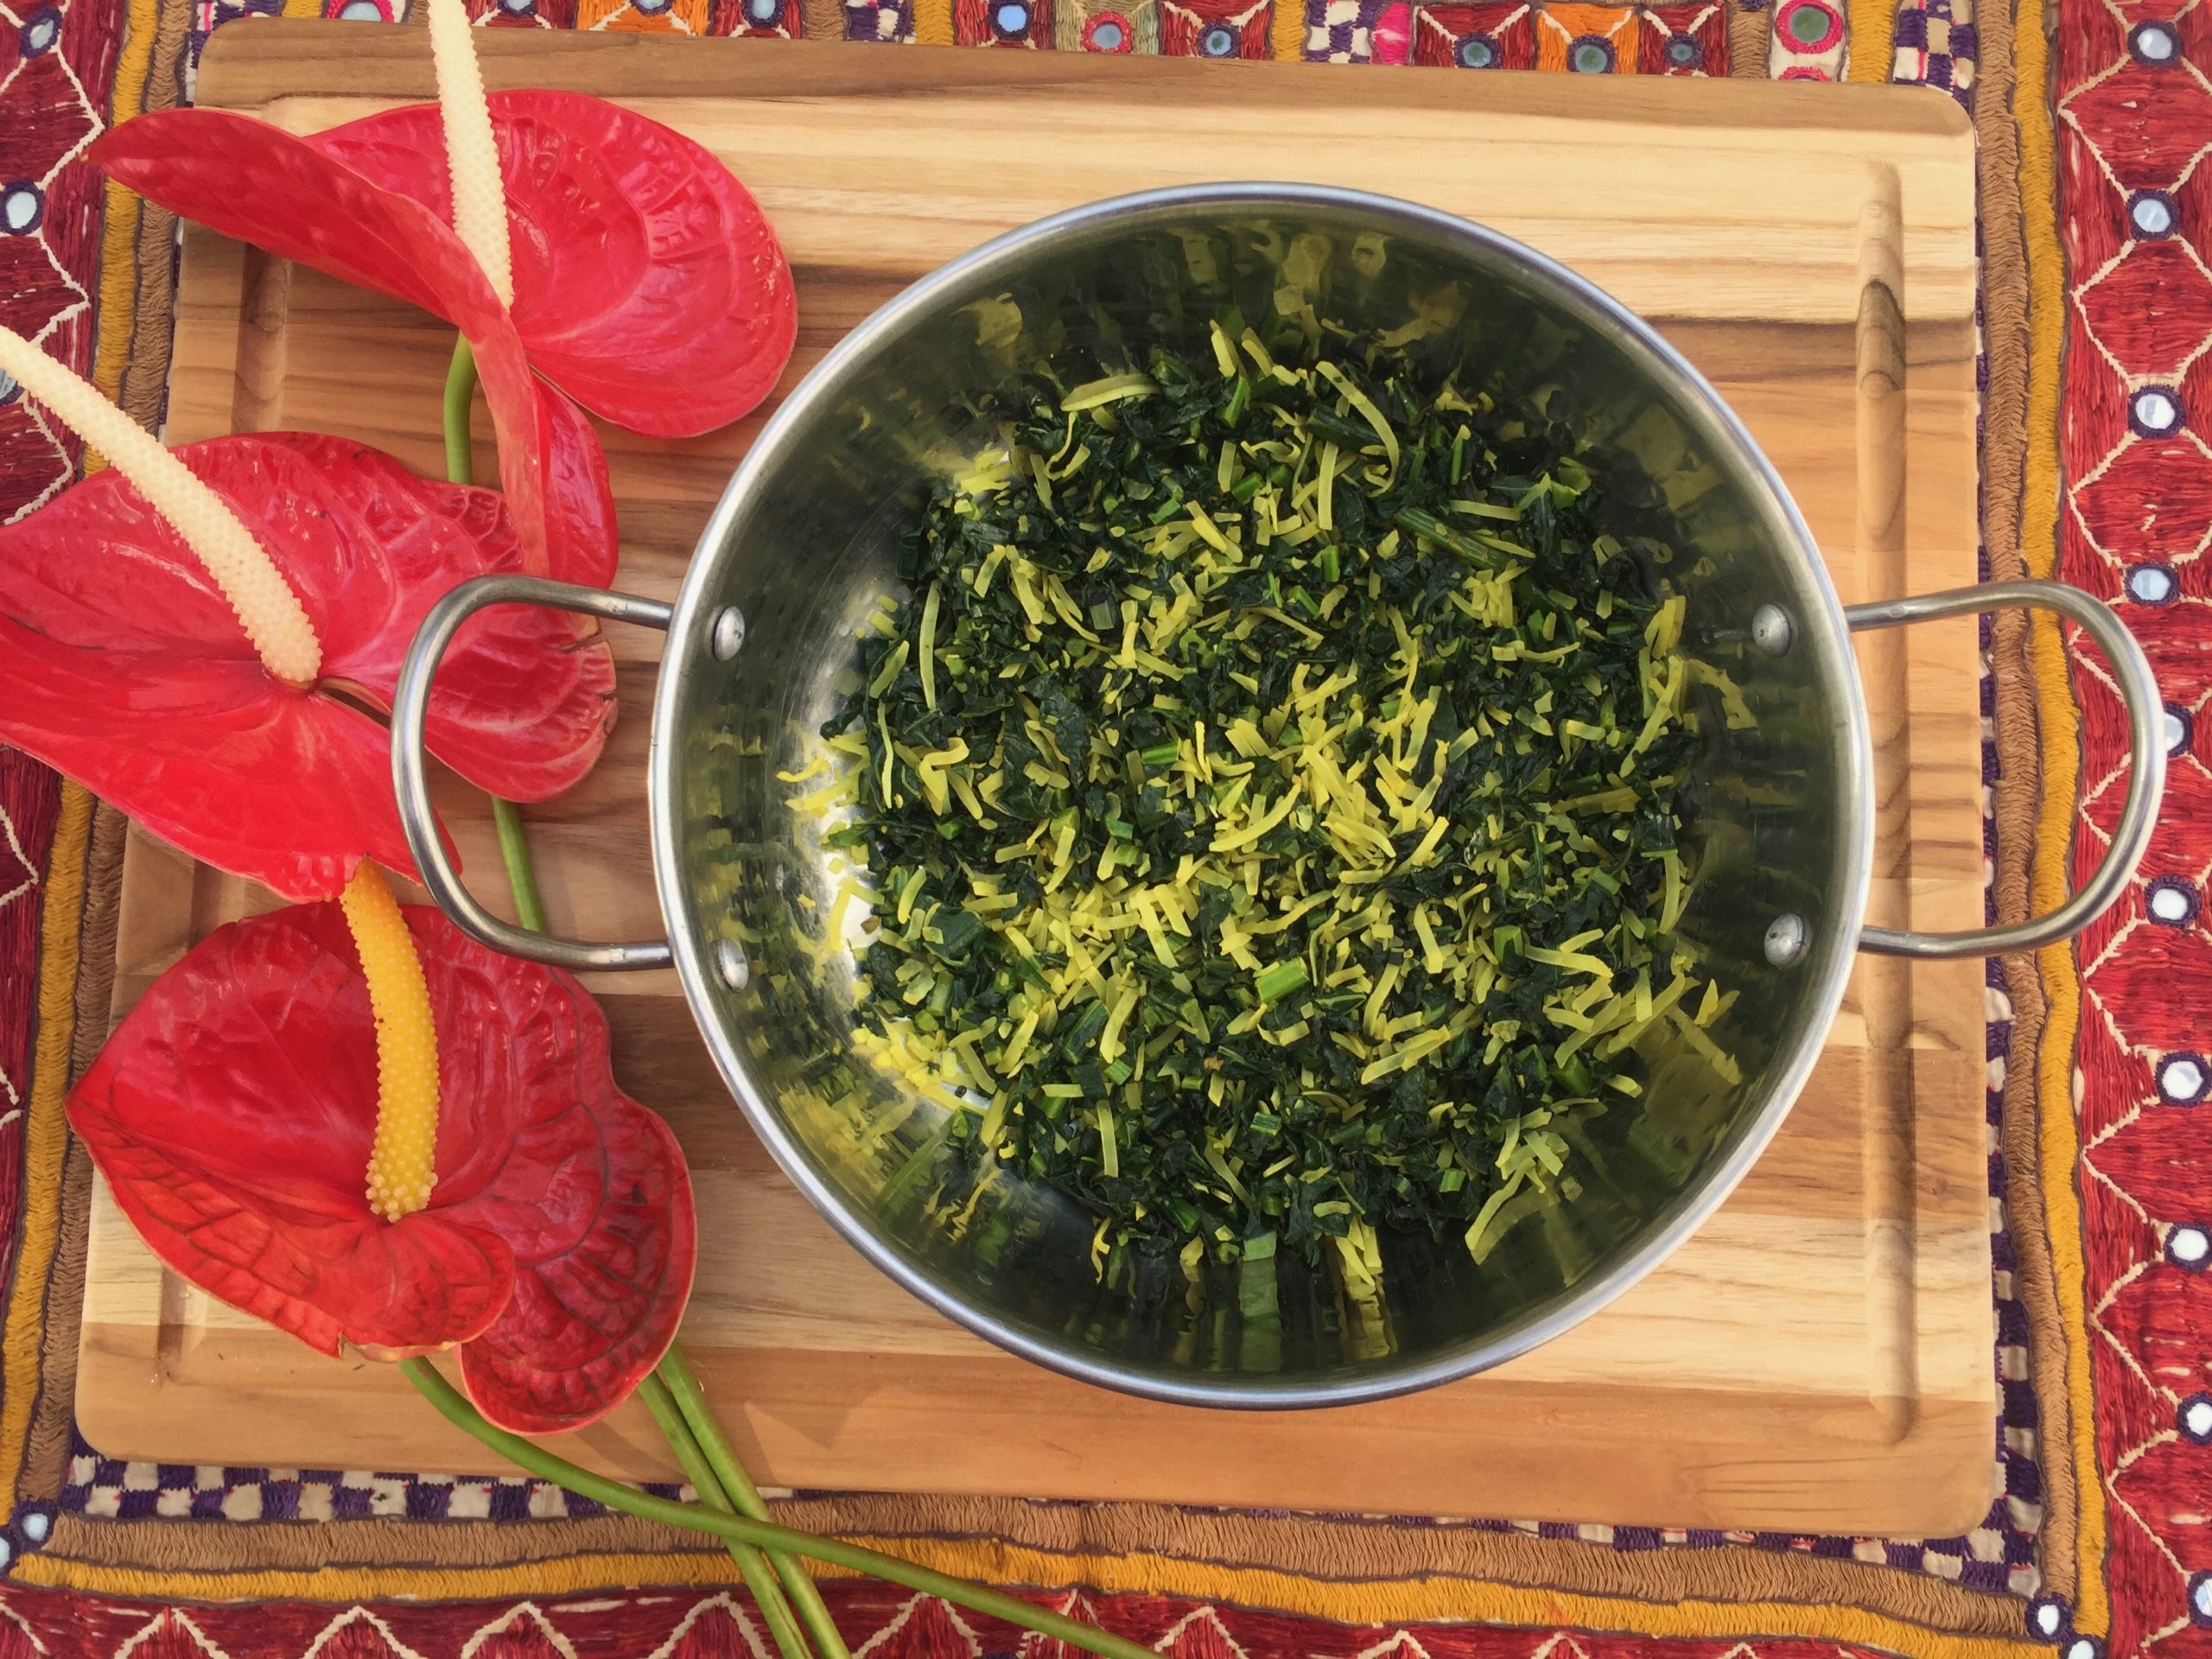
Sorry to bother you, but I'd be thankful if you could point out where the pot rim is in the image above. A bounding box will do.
[647,181,1875,1409]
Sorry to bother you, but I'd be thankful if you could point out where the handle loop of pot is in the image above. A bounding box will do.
[391,574,676,974]
[1844,578,2164,959]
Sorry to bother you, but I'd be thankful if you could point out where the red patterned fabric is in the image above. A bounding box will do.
[1156,0,1272,54]
[2057,0,2212,1650]
[1408,3,1535,67]
[0,1584,1952,1657]
[1636,1,1722,73]
[0,751,57,1307]
[0,0,116,510]
[955,0,1054,45]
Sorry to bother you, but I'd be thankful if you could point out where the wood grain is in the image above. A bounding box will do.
[76,27,1991,1536]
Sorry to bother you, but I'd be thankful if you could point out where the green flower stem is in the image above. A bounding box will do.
[435,334,835,1659]
[639,1376,813,1659]
[443,337,479,488]
[491,796,549,933]
[442,336,548,939]
[658,1344,852,1659]
[401,1360,1153,1659]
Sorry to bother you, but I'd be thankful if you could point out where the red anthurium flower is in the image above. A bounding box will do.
[92,91,796,569]
[0,432,617,901]
[69,900,697,1434]
[314,93,798,437]
[92,113,623,587]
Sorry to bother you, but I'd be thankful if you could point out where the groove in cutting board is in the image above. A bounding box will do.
[1853,163,1918,1434]
[75,28,1991,1536]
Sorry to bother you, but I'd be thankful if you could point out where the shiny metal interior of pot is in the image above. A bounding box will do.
[652,188,1868,1406]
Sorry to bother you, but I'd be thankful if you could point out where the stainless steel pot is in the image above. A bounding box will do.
[392,185,2164,1408]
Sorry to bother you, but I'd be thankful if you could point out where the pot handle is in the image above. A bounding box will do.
[391,574,676,973]
[1843,578,2165,958]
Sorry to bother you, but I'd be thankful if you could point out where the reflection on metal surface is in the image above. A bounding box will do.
[1764,913,1810,967]
[1752,603,1796,657]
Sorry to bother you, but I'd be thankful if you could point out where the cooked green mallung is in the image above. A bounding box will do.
[804,321,1735,1279]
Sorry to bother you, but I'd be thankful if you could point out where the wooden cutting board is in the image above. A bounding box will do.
[75,26,1991,1536]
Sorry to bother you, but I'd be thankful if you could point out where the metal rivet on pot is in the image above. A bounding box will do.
[713,938,751,991]
[709,606,748,662]
[1764,912,1808,966]
[1751,603,1793,656]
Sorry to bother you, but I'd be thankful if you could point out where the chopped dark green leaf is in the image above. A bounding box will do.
[800,322,1730,1278]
